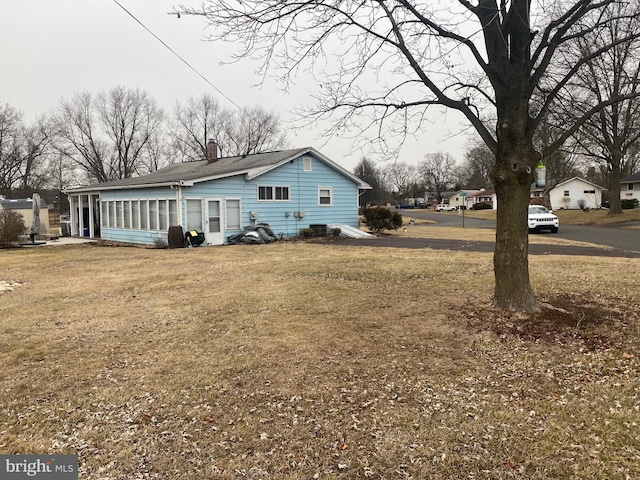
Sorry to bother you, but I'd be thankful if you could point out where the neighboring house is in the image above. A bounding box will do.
[448,190,476,209]
[548,177,605,210]
[450,189,496,209]
[0,197,50,234]
[64,145,371,246]
[621,172,640,204]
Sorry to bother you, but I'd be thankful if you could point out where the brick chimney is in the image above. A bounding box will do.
[206,139,218,163]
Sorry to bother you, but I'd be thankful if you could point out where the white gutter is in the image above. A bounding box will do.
[64,180,194,194]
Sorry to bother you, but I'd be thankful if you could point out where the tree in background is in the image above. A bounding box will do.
[17,114,57,192]
[179,1,640,311]
[0,103,24,196]
[0,104,58,197]
[225,105,288,156]
[169,94,230,162]
[169,94,287,161]
[561,2,640,215]
[461,142,494,190]
[353,157,388,205]
[381,161,418,202]
[418,152,457,202]
[56,87,165,183]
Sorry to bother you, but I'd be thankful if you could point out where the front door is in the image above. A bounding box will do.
[205,199,224,245]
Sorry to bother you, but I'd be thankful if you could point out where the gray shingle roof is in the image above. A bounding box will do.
[0,198,49,210]
[64,147,369,193]
[621,172,640,183]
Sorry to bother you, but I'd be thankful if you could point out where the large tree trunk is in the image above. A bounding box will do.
[608,152,623,215]
[492,146,538,312]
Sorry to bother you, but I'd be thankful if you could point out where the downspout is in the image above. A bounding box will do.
[177,184,184,227]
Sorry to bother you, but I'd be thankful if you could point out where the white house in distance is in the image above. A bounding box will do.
[449,189,497,210]
[548,177,606,210]
[0,197,50,234]
[621,172,640,204]
[64,146,370,246]
[492,176,605,210]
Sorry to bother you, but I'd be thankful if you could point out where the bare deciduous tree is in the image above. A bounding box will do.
[56,87,165,183]
[561,3,640,214]
[177,1,640,311]
[170,94,288,161]
[18,114,57,191]
[169,94,230,162]
[0,104,56,196]
[0,103,24,195]
[419,152,458,202]
[381,161,418,200]
[226,105,288,156]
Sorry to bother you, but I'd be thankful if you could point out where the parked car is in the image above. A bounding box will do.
[435,203,456,212]
[397,204,415,209]
[418,203,430,209]
[528,205,559,233]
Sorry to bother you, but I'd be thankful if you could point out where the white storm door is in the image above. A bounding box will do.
[205,199,224,245]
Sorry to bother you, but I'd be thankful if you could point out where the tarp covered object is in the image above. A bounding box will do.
[30,193,41,241]
[228,223,278,245]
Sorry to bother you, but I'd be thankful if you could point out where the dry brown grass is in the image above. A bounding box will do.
[1,241,639,479]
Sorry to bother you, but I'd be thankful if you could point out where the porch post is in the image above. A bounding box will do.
[70,195,78,236]
[88,194,95,238]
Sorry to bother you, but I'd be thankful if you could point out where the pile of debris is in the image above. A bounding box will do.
[228,224,278,245]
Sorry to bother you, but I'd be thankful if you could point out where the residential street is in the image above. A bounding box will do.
[326,210,640,258]
[403,209,640,254]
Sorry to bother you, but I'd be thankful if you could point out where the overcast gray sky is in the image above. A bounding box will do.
[1,0,469,172]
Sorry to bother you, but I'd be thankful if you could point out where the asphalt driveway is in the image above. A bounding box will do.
[324,210,640,258]
[327,235,640,258]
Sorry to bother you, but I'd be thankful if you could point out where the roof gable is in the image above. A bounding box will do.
[553,177,606,190]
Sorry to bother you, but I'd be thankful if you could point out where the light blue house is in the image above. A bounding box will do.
[64,146,370,246]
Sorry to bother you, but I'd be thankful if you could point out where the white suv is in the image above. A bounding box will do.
[435,203,456,212]
[528,205,559,233]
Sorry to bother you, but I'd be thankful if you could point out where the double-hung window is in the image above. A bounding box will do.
[258,186,289,201]
[318,187,332,206]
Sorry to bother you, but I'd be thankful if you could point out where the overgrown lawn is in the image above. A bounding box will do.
[1,241,638,479]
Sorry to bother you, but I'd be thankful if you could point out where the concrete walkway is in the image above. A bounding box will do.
[21,236,97,247]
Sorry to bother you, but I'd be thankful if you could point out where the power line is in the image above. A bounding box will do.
[111,0,245,112]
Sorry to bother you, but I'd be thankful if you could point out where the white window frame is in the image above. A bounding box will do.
[318,187,333,206]
[225,198,242,230]
[303,156,312,171]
